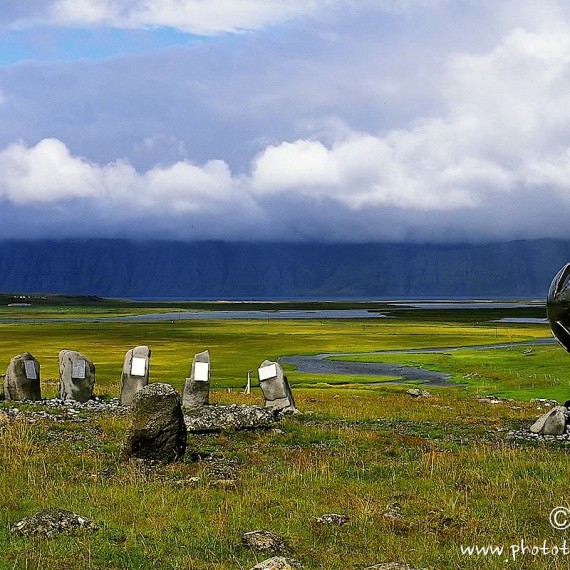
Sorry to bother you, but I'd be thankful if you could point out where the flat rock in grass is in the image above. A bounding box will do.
[11,508,98,538]
[314,513,349,526]
[184,404,279,433]
[366,562,425,570]
[530,405,568,435]
[406,388,430,398]
[242,530,288,553]
[122,383,187,463]
[248,557,301,570]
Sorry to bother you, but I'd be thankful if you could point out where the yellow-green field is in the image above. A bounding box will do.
[1,302,569,569]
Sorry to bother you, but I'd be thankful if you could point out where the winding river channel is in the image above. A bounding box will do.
[279,338,556,387]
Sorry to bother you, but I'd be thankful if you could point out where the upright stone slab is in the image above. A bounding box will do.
[182,350,210,408]
[120,346,151,406]
[59,350,95,403]
[122,383,187,463]
[257,360,296,413]
[4,352,41,401]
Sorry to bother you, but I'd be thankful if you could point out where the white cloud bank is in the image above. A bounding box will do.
[2,3,570,242]
[5,0,337,35]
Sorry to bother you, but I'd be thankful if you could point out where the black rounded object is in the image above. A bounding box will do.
[547,263,570,352]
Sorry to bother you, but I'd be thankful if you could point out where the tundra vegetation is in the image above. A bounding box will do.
[0,298,567,569]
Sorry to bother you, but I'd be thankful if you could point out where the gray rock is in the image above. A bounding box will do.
[184,404,279,433]
[530,405,568,435]
[248,558,300,570]
[182,350,210,408]
[11,508,98,538]
[4,353,41,401]
[530,398,559,407]
[258,360,297,413]
[314,513,349,526]
[58,350,95,403]
[406,388,430,398]
[242,530,288,553]
[120,346,151,406]
[365,565,425,570]
[122,383,187,463]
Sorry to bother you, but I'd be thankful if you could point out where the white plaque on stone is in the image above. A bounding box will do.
[258,363,277,381]
[194,361,210,382]
[131,357,147,377]
[72,359,86,379]
[24,360,37,380]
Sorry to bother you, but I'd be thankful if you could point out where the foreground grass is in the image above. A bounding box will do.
[0,390,568,569]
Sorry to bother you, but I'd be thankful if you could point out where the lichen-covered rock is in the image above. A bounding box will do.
[406,388,430,398]
[4,353,41,401]
[11,508,98,538]
[314,513,350,526]
[248,557,300,570]
[184,404,279,433]
[58,350,96,403]
[530,405,568,435]
[242,530,288,553]
[365,565,425,570]
[122,383,187,463]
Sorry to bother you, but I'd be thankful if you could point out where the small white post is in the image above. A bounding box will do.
[245,370,252,395]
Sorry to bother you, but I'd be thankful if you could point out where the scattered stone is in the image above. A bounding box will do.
[11,508,98,538]
[257,360,297,413]
[530,405,568,436]
[383,504,404,522]
[58,350,96,403]
[242,530,288,553]
[182,350,210,408]
[248,557,300,570]
[4,353,41,401]
[366,562,424,570]
[184,404,279,433]
[530,398,559,407]
[120,346,151,406]
[122,383,187,463]
[406,388,430,398]
[477,395,506,404]
[314,513,349,526]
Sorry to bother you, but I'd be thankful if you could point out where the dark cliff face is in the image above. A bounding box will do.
[0,238,568,298]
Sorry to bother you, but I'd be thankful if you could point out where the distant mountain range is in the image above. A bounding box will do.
[0,238,568,299]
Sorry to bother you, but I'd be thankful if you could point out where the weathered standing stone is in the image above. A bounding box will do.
[257,360,297,413]
[530,405,568,435]
[184,404,279,433]
[182,350,210,408]
[122,383,187,463]
[58,350,95,403]
[120,346,151,406]
[4,352,41,401]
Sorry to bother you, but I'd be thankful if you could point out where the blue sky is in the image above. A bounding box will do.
[0,27,199,65]
[0,0,569,243]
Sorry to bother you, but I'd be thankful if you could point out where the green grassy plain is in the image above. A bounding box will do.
[1,301,569,569]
